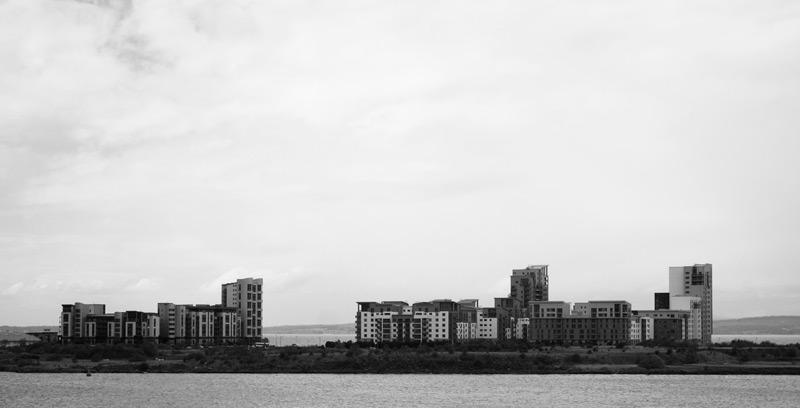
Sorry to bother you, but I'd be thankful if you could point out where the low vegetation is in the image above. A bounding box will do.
[1,339,798,375]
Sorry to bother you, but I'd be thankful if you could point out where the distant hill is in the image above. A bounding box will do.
[0,332,41,343]
[0,326,58,334]
[714,316,800,335]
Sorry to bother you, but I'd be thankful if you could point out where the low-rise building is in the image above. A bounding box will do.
[184,304,239,345]
[158,303,188,344]
[59,277,262,345]
[356,299,504,343]
[25,329,58,343]
[528,300,631,345]
[60,302,105,343]
[630,309,701,344]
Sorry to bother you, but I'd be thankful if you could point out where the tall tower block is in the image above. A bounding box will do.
[510,265,549,313]
[221,277,263,341]
[669,264,712,345]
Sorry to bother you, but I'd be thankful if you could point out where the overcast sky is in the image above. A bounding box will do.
[1,0,799,326]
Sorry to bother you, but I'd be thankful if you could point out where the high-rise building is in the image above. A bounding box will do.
[221,277,263,341]
[510,265,549,313]
[669,264,712,345]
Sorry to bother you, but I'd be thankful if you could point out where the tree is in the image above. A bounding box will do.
[638,355,665,370]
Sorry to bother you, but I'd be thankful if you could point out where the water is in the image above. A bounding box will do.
[712,334,800,345]
[1,373,799,407]
[264,333,354,347]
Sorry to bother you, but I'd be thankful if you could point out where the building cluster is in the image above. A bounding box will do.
[59,277,263,345]
[356,264,713,346]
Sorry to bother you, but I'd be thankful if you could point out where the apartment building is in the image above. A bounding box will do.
[84,314,115,342]
[509,265,549,313]
[355,301,410,343]
[654,292,670,310]
[114,311,160,343]
[57,276,263,345]
[222,277,263,340]
[527,300,631,345]
[494,297,524,320]
[158,303,188,343]
[60,303,105,342]
[669,264,712,345]
[630,308,701,344]
[156,303,242,345]
[455,299,480,341]
[629,315,653,344]
[639,264,712,345]
[476,307,514,340]
[185,304,239,345]
[62,309,160,344]
[355,299,503,343]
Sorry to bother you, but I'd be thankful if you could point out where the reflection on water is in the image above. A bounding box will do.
[2,373,799,408]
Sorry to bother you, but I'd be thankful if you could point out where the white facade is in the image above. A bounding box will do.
[669,264,712,345]
[222,277,263,339]
[357,310,397,342]
[630,316,653,344]
[476,310,498,339]
[669,295,701,311]
[457,321,478,341]
[414,310,452,341]
[633,309,701,342]
[515,318,530,339]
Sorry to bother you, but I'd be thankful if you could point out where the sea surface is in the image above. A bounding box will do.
[264,333,354,346]
[712,334,800,345]
[1,373,799,407]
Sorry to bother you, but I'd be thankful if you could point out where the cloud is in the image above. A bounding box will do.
[126,278,161,292]
[202,267,322,295]
[200,268,249,294]
[487,278,509,300]
[1,282,24,296]
[28,277,109,294]
[1,0,800,326]
[261,267,322,295]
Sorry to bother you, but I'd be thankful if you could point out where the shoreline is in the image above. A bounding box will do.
[6,364,800,375]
